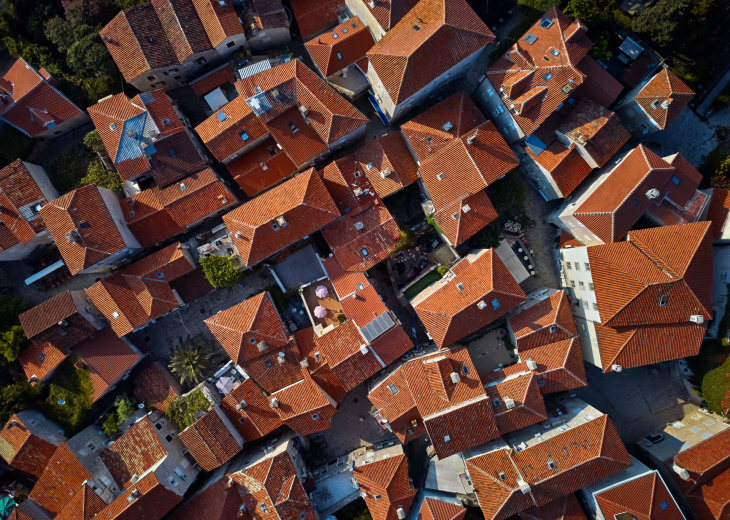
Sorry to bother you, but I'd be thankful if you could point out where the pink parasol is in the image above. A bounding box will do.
[315,285,328,298]
[314,306,327,318]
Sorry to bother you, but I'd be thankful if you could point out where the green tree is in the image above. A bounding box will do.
[81,162,122,191]
[169,347,209,386]
[632,0,688,47]
[565,0,618,35]
[592,38,612,61]
[115,394,137,423]
[0,382,42,425]
[200,255,243,288]
[101,410,119,435]
[0,326,28,363]
[43,17,74,53]
[701,354,730,413]
[0,296,25,330]
[83,130,106,154]
[115,0,148,8]
[62,0,110,28]
[713,156,730,189]
[67,25,117,80]
[44,360,94,434]
[165,389,211,429]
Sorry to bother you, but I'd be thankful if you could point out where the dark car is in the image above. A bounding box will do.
[644,434,665,446]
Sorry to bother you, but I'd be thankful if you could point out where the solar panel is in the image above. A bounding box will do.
[360,312,395,343]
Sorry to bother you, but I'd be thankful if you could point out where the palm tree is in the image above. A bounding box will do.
[169,346,210,386]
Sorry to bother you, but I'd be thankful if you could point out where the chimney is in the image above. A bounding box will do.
[360,344,369,355]
[300,359,310,368]
[517,478,531,494]
[645,188,660,200]
[526,359,537,371]
[673,464,690,480]
[269,398,279,409]
[396,507,406,520]
[466,131,478,145]
[277,352,286,364]
[450,372,460,384]
[257,340,268,352]
[504,397,515,409]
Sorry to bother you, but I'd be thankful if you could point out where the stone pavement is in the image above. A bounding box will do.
[132,267,276,362]
[639,108,717,166]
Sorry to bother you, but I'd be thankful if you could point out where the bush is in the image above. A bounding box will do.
[437,265,449,276]
[390,230,412,257]
[44,359,94,434]
[0,126,34,164]
[337,314,346,323]
[200,255,243,288]
[101,410,119,435]
[165,389,211,430]
[0,382,42,425]
[83,130,106,154]
[701,353,730,414]
[101,395,138,434]
[46,143,96,193]
[0,326,28,363]
[631,0,688,48]
[81,162,122,191]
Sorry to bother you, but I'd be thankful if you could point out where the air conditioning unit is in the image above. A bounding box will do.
[354,221,365,230]
[517,478,530,494]
[526,359,537,371]
[360,491,367,498]
[300,359,310,368]
[360,344,369,355]
[236,400,247,410]
[380,168,392,178]
[450,372,460,384]
[299,105,309,117]
[690,314,704,324]
[257,341,268,352]
[277,352,286,364]
[276,216,287,227]
[477,300,487,310]
[611,364,622,372]
[504,397,515,409]
[396,507,406,520]
[270,398,279,409]
[673,464,690,480]
[645,188,660,200]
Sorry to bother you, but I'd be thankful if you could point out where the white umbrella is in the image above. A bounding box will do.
[314,306,327,318]
[315,285,328,298]
[216,376,235,395]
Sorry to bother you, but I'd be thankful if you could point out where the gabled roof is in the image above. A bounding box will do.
[353,132,420,198]
[364,0,419,33]
[484,373,547,435]
[55,483,107,520]
[588,221,713,329]
[367,0,494,106]
[85,242,194,337]
[133,361,181,412]
[239,339,305,394]
[0,160,52,249]
[707,188,730,240]
[40,185,129,275]
[18,340,69,383]
[168,477,244,520]
[29,443,92,516]
[518,337,587,395]
[305,17,375,77]
[670,428,730,494]
[269,372,337,436]
[195,96,268,162]
[595,471,683,520]
[635,69,695,130]
[687,469,730,520]
[219,378,284,442]
[413,249,526,348]
[74,330,142,402]
[19,290,96,351]
[321,199,401,272]
[223,169,340,266]
[526,141,593,198]
[572,145,676,243]
[94,471,183,520]
[293,327,349,405]
[178,406,242,471]
[487,7,593,137]
[205,291,289,365]
[354,453,416,520]
[0,413,60,478]
[508,291,576,351]
[519,494,586,520]
[0,59,84,138]
[466,415,631,520]
[122,168,235,248]
[226,136,297,196]
[558,98,631,168]
[433,190,498,247]
[418,498,466,520]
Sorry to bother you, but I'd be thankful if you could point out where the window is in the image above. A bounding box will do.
[332,32,339,38]
[388,384,398,394]
[659,295,668,307]
[299,514,307,520]
[491,299,500,309]
[109,123,117,131]
[169,149,176,157]
[314,352,321,360]
[53,130,63,135]
[342,27,348,33]
[260,504,269,514]
[547,461,556,470]
[264,359,272,368]
[155,423,162,430]
[544,73,552,81]
[173,75,181,80]
[249,337,257,344]
[578,281,585,290]
[361,248,369,257]
[551,49,560,56]
[574,263,581,271]
[239,417,245,423]
[352,22,358,28]
[583,300,589,309]
[436,173,445,180]
[671,175,681,186]
[549,326,556,333]
[443,435,451,442]
[240,131,249,140]
[539,18,553,28]
[413,24,420,30]
[593,303,599,311]
[353,170,361,178]
[288,121,299,133]
[163,71,169,76]
[462,365,470,375]
[336,52,343,60]
[227,41,236,48]
[492,398,501,407]
[147,75,156,81]
[357,283,364,290]
[589,283,594,291]
[633,199,639,206]
[217,112,227,122]
[499,472,507,481]
[373,495,382,500]
[162,118,171,126]
[585,263,590,271]
[456,283,464,291]
[570,281,576,288]
[660,501,668,511]
[311,413,320,420]
[566,262,572,270]
[165,434,173,442]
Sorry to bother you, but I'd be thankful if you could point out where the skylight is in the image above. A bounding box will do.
[217,113,226,122]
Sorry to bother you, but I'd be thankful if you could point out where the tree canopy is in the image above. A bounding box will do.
[200,255,243,288]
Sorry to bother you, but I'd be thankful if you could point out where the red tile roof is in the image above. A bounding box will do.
[75,330,142,402]
[40,185,130,275]
[195,96,268,163]
[55,483,107,520]
[353,132,420,198]
[519,494,586,520]
[635,69,695,130]
[434,191,498,246]
[0,160,52,249]
[19,290,96,351]
[205,291,289,366]
[289,0,344,39]
[467,415,631,520]
[418,498,466,520]
[322,199,401,272]
[558,98,630,168]
[508,291,577,351]
[178,407,242,471]
[168,477,244,520]
[0,414,60,477]
[0,59,84,138]
[19,341,69,383]
[595,471,682,520]
[86,243,194,337]
[517,337,587,395]
[122,168,236,248]
[226,136,297,196]
[484,373,547,435]
[663,152,704,208]
[100,0,244,83]
[223,169,340,266]
[669,427,730,493]
[29,443,92,516]
[413,249,526,348]
[314,319,382,391]
[364,0,419,32]
[367,0,494,106]
[190,65,236,96]
[355,452,416,520]
[573,55,624,108]
[687,469,730,520]
[133,361,181,412]
[305,17,375,77]
[94,471,183,520]
[219,378,284,442]
[269,372,337,435]
[239,339,305,394]
[100,416,168,489]
[708,188,730,240]
[572,145,677,243]
[525,141,593,198]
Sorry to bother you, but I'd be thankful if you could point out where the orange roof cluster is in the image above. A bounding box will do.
[100,0,244,83]
[178,406,243,471]
[305,17,375,77]
[226,136,297,196]
[418,498,466,520]
[74,330,142,402]
[0,58,84,138]
[594,471,683,520]
[88,90,205,185]
[85,242,195,337]
[467,415,631,520]
[121,168,236,248]
[402,92,518,245]
[587,222,713,371]
[635,69,695,130]
[289,0,345,39]
[363,0,419,33]
[367,0,494,106]
[40,185,132,275]
[525,141,593,199]
[508,291,577,352]
[28,443,93,516]
[708,188,730,240]
[223,169,340,266]
[219,378,284,442]
[354,451,417,520]
[412,249,526,349]
[0,412,61,478]
[519,493,586,520]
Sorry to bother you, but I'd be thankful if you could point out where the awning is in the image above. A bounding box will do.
[25,259,65,285]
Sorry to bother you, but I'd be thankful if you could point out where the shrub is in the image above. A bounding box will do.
[200,255,243,288]
[337,314,346,323]
[390,230,412,256]
[83,130,106,154]
[81,162,122,191]
[101,410,120,435]
[165,389,211,430]
[46,143,96,193]
[44,360,94,434]
[0,382,42,425]
[437,266,449,276]
[701,353,730,414]
[0,326,28,363]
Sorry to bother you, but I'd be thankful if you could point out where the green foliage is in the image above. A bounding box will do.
[44,359,94,434]
[592,38,612,61]
[83,130,106,154]
[0,126,34,164]
[437,265,449,276]
[81,162,122,191]
[46,143,96,193]
[701,351,730,414]
[336,499,372,520]
[425,216,444,235]
[390,230,412,257]
[0,326,28,363]
[115,0,148,8]
[0,382,42,425]
[0,296,25,330]
[165,389,211,430]
[565,0,619,35]
[43,17,74,53]
[632,0,688,47]
[115,394,137,422]
[101,410,119,435]
[67,25,117,80]
[469,221,503,249]
[487,171,530,223]
[337,314,346,323]
[200,255,243,288]
[169,347,209,386]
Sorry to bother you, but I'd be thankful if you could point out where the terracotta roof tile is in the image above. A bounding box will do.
[525,141,592,198]
[29,444,92,516]
[517,337,587,395]
[223,169,340,266]
[94,471,183,520]
[364,0,419,33]
[219,378,283,441]
[226,137,297,196]
[75,330,142,402]
[686,469,730,520]
[354,453,416,520]
[434,190,498,246]
[179,407,242,471]
[40,185,130,275]
[168,477,244,520]
[485,373,547,435]
[413,249,526,348]
[19,341,69,383]
[55,483,107,520]
[0,160,51,246]
[205,291,289,365]
[195,97,268,163]
[239,339,305,394]
[418,498,466,520]
[353,132,420,198]
[191,0,244,47]
[190,65,235,96]
[133,361,181,412]
[306,17,375,77]
[315,320,382,391]
[635,69,694,130]
[669,427,730,493]
[369,322,414,366]
[367,0,494,106]
[573,55,624,108]
[269,373,337,435]
[663,152,704,208]
[519,493,586,520]
[100,416,168,488]
[19,291,96,351]
[509,291,576,351]
[708,188,730,240]
[0,414,60,478]
[595,471,682,520]
[289,0,344,39]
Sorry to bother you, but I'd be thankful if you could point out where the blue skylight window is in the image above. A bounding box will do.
[217,113,226,122]
[491,299,500,309]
